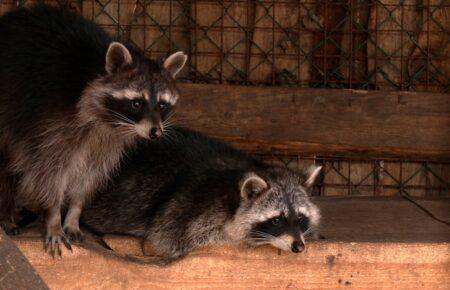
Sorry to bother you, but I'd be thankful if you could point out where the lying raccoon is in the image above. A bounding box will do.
[81,128,322,264]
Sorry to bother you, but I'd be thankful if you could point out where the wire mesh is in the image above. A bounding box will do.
[0,0,448,196]
[1,0,448,92]
[261,155,450,197]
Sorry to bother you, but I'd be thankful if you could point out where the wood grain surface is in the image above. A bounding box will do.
[11,197,450,290]
[0,229,48,290]
[175,84,450,160]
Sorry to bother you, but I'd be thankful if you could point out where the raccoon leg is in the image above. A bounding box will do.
[0,192,18,235]
[0,155,19,235]
[44,205,72,257]
[149,238,189,264]
[63,199,84,242]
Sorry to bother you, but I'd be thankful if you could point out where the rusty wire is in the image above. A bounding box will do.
[1,0,447,92]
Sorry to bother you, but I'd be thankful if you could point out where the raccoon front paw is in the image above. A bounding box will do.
[63,226,85,243]
[44,230,72,257]
[0,220,20,235]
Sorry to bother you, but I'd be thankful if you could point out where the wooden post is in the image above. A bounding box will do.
[0,229,48,290]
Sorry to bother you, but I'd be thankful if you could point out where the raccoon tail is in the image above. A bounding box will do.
[78,230,170,267]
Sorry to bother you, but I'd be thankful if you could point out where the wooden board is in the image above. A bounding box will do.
[175,84,450,160]
[12,197,450,289]
[0,229,48,290]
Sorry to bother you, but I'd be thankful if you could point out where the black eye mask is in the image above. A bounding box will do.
[250,213,310,239]
[104,96,149,124]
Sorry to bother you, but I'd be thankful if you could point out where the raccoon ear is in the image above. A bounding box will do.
[105,42,133,74]
[240,173,268,201]
[164,51,188,78]
[303,165,322,188]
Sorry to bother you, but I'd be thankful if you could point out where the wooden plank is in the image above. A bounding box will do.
[0,230,48,290]
[11,198,450,289]
[14,240,450,289]
[176,84,450,160]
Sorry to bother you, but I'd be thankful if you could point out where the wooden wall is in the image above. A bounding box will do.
[177,84,450,197]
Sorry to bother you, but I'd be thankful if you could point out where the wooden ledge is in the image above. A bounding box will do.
[10,197,450,289]
[176,84,450,161]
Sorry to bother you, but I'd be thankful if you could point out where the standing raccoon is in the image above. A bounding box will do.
[0,5,187,255]
[81,128,322,264]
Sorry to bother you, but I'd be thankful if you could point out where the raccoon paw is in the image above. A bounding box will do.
[44,231,72,257]
[63,226,85,243]
[0,220,20,235]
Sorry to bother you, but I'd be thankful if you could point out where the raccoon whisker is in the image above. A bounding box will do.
[114,114,135,125]
[108,120,133,127]
[242,237,272,245]
[251,230,274,236]
[107,121,135,133]
[107,109,136,125]
[246,237,272,242]
[162,127,180,142]
[162,122,175,131]
[162,116,177,128]
[108,111,132,123]
[108,123,136,138]
[162,119,176,127]
[164,110,177,121]
[250,231,291,249]
[303,226,314,236]
[111,114,134,126]
[304,231,316,239]
[162,131,179,146]
[250,231,277,240]
[163,126,178,135]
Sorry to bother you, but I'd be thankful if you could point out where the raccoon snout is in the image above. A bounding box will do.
[291,240,305,253]
[149,127,162,139]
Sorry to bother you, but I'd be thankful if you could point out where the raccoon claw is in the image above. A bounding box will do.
[64,227,85,243]
[45,233,72,257]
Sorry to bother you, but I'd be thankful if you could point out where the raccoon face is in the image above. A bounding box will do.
[83,42,187,140]
[230,165,322,253]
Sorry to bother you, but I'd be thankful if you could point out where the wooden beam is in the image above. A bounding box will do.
[11,198,450,289]
[176,84,450,161]
[0,229,48,289]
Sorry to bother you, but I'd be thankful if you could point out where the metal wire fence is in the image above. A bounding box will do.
[0,0,448,197]
[261,154,449,197]
[1,0,448,92]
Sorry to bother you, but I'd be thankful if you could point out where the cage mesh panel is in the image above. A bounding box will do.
[2,0,448,92]
[260,155,449,197]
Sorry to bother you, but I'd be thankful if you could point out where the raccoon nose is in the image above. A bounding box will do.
[149,127,162,139]
[291,241,305,253]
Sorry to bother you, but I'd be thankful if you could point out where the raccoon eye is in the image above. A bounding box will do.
[271,217,280,225]
[131,100,142,109]
[158,102,169,111]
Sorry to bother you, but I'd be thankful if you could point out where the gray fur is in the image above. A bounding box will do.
[0,5,186,255]
[81,128,321,263]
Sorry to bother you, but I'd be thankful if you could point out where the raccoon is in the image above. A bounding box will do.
[81,128,322,264]
[0,5,187,255]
